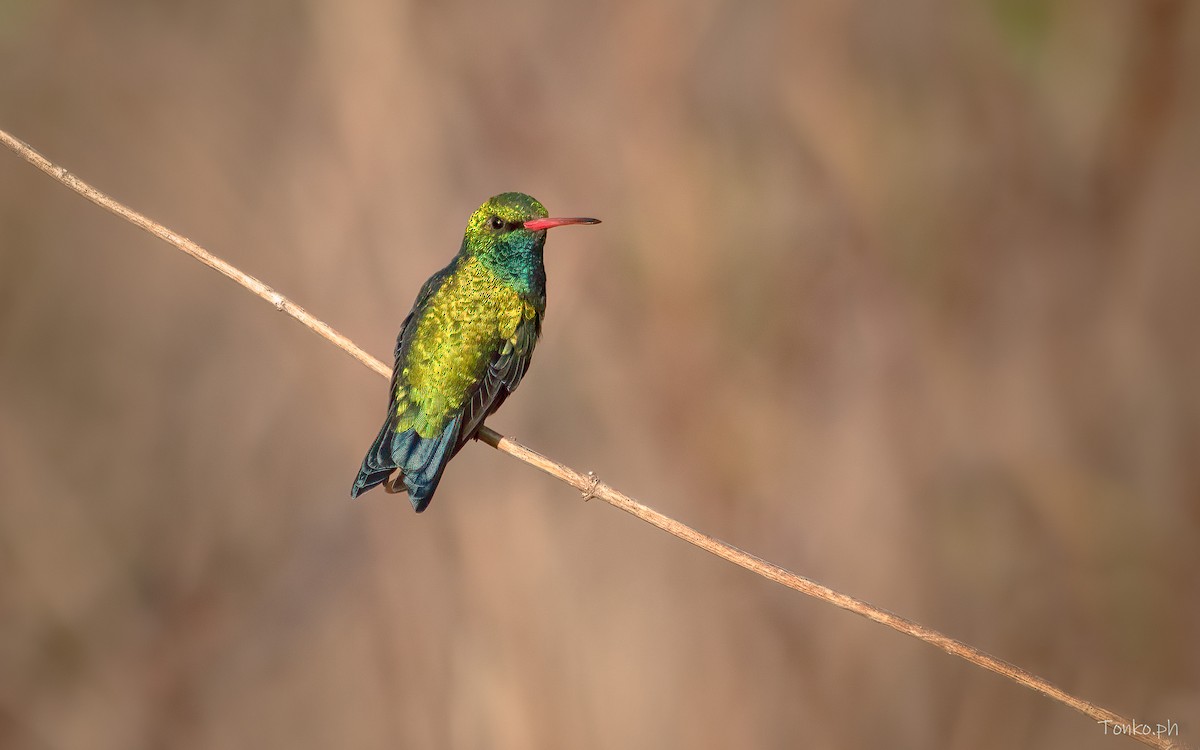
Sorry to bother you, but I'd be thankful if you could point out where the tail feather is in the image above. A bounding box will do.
[350,414,464,512]
[399,414,462,512]
[350,419,399,499]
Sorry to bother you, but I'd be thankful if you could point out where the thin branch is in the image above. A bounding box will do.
[0,130,389,381]
[1,128,1188,750]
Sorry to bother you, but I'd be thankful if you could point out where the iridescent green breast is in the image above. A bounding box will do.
[393,256,540,438]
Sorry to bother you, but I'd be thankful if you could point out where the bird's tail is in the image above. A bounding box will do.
[350,414,463,512]
[350,419,399,499]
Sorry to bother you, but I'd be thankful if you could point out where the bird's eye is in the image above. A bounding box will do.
[488,216,505,231]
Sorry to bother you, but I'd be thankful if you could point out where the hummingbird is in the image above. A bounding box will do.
[351,192,600,511]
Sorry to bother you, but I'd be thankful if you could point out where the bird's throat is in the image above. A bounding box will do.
[478,238,547,300]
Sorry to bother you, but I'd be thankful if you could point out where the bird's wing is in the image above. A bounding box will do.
[386,261,459,405]
[455,309,541,448]
[394,262,457,361]
[362,259,457,474]
[352,261,461,498]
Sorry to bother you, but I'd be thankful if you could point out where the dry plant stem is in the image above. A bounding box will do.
[1,128,1187,750]
[474,427,1179,747]
[0,130,391,381]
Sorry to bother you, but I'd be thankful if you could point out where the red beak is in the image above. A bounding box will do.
[522,216,601,232]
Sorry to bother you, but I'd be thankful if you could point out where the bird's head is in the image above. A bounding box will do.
[463,192,599,267]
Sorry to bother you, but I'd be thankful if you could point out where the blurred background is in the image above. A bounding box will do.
[1,0,1198,748]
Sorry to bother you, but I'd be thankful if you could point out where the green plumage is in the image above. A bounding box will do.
[351,193,598,511]
[396,245,542,439]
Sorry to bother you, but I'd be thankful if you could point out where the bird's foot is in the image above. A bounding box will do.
[383,473,405,495]
[580,471,600,502]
